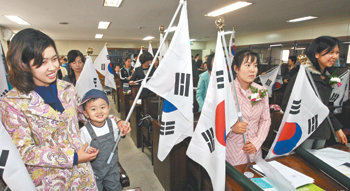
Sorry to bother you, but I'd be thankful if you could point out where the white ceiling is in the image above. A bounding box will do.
[0,0,349,42]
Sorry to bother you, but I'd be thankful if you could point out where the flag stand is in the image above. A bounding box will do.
[216,17,251,164]
[107,0,186,161]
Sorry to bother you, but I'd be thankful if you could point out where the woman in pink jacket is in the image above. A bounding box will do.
[226,50,271,166]
[0,28,99,190]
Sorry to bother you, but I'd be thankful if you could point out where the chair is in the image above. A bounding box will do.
[138,113,154,164]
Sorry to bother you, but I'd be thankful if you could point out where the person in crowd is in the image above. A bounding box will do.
[57,56,68,80]
[283,55,299,85]
[194,53,203,69]
[119,56,134,94]
[129,52,155,97]
[131,54,138,67]
[80,89,130,191]
[282,36,348,149]
[154,57,160,69]
[0,28,99,190]
[59,55,68,68]
[226,50,271,166]
[63,50,85,85]
[129,51,154,84]
[196,54,214,112]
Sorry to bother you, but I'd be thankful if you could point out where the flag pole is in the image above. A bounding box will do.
[107,0,185,163]
[216,17,251,163]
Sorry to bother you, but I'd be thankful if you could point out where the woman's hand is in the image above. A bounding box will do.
[231,121,247,134]
[243,141,257,154]
[77,143,99,163]
[336,129,348,145]
[117,120,131,136]
[129,81,135,85]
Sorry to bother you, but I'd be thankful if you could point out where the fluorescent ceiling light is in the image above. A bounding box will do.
[190,39,196,41]
[4,15,30,25]
[98,21,110,29]
[104,0,123,7]
[287,16,317,23]
[343,41,350,44]
[142,36,154,41]
[165,26,177,33]
[95,34,103,39]
[270,44,282,47]
[206,1,252,17]
[290,47,305,50]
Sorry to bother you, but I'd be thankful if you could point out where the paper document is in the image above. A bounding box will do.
[252,161,314,188]
[308,147,350,168]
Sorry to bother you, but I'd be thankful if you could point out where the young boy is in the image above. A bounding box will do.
[80,89,130,191]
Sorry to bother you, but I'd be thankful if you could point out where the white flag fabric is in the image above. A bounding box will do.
[259,65,281,97]
[104,62,116,89]
[228,29,235,64]
[0,120,36,191]
[148,42,154,56]
[329,70,349,113]
[159,33,168,62]
[187,32,238,191]
[144,1,193,161]
[266,65,329,159]
[76,56,103,99]
[0,44,9,97]
[94,45,109,76]
[134,49,143,68]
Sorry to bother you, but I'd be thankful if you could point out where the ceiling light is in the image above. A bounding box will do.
[290,47,305,50]
[287,16,317,23]
[206,1,252,17]
[4,15,30,25]
[142,36,154,41]
[104,0,123,7]
[270,44,282,47]
[190,39,196,41]
[98,21,110,29]
[343,41,350,44]
[165,26,177,33]
[95,34,103,39]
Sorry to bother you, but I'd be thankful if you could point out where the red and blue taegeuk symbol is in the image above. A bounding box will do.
[215,101,226,146]
[108,63,114,74]
[273,122,302,155]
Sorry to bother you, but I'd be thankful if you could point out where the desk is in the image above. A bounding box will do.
[227,151,347,191]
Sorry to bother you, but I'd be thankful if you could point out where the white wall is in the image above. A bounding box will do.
[205,19,350,49]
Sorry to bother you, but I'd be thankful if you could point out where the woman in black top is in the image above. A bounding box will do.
[282,36,347,149]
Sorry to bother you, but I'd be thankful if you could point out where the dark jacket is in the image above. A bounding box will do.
[283,65,300,84]
[130,66,155,97]
[119,66,134,83]
[281,64,342,140]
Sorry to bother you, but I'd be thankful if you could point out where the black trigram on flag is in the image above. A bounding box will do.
[201,128,215,153]
[290,99,301,114]
[329,93,340,102]
[216,70,224,89]
[160,121,175,135]
[1,89,9,97]
[308,114,318,134]
[101,64,106,71]
[93,78,98,88]
[265,79,272,86]
[0,150,9,179]
[174,73,190,97]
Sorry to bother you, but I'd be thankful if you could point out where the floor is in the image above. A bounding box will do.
[108,95,165,191]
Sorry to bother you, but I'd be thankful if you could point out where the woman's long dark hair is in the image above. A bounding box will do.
[7,28,58,93]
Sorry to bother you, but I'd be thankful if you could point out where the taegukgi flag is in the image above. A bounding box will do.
[134,49,143,68]
[187,32,238,191]
[148,42,154,56]
[329,70,349,113]
[259,65,281,97]
[145,0,193,161]
[76,56,103,99]
[94,45,109,76]
[266,65,329,159]
[0,43,9,97]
